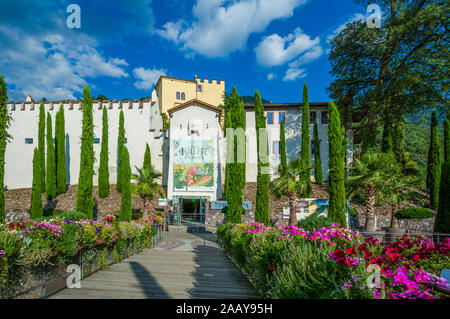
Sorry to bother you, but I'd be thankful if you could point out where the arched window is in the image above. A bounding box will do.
[176,92,180,99]
[181,92,185,100]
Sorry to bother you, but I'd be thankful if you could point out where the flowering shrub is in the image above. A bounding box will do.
[217,223,449,299]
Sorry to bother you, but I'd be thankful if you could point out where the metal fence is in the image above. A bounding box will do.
[359,230,450,244]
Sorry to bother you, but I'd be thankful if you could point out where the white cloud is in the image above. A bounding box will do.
[327,13,366,43]
[255,28,321,67]
[283,68,306,81]
[133,67,167,90]
[267,73,275,80]
[0,26,129,100]
[156,0,308,57]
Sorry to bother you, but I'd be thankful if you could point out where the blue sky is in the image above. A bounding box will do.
[0,0,369,103]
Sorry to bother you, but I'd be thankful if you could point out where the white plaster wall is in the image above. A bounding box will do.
[167,104,223,201]
[5,91,164,190]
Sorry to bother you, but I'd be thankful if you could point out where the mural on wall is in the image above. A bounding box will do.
[173,139,215,192]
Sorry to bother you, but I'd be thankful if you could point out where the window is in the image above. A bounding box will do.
[197,85,202,92]
[267,112,274,124]
[273,141,280,155]
[181,92,185,100]
[25,138,33,144]
[310,111,317,124]
[311,139,321,155]
[124,138,128,144]
[322,111,328,124]
[279,112,285,124]
[93,138,100,144]
[176,92,180,99]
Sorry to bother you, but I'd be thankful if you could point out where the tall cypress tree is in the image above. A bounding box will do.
[38,102,46,192]
[117,110,125,193]
[301,83,311,196]
[98,106,110,198]
[435,159,450,233]
[254,90,270,225]
[55,105,67,194]
[76,86,94,217]
[426,112,441,210]
[313,119,323,185]
[279,120,287,176]
[119,146,132,221]
[224,108,232,204]
[143,143,151,171]
[444,111,450,163]
[45,112,56,200]
[30,148,43,219]
[224,86,245,224]
[328,101,346,227]
[0,74,10,223]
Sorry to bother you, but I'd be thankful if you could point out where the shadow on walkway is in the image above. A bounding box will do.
[129,261,171,298]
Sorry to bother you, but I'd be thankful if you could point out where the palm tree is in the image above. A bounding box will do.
[131,166,164,219]
[272,158,312,225]
[346,151,399,232]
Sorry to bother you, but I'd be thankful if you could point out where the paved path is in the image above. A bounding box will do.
[49,232,257,299]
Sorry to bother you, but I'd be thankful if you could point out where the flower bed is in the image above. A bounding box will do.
[0,217,159,299]
[217,222,450,299]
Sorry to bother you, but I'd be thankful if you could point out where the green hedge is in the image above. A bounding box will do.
[395,207,435,219]
[297,214,335,232]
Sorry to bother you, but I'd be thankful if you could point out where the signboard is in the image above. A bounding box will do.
[210,201,253,211]
[282,207,290,219]
[211,201,227,210]
[158,199,168,206]
[173,139,215,192]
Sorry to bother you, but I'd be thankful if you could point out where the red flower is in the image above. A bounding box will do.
[336,257,346,265]
[346,247,356,256]
[333,248,345,258]
[388,252,401,263]
[358,244,368,252]
[364,250,373,259]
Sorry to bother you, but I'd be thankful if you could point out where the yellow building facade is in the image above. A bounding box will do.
[155,76,225,115]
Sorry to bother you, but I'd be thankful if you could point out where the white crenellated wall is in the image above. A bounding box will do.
[5,89,166,190]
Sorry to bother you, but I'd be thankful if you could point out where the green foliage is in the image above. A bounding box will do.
[76,86,94,217]
[435,160,450,233]
[272,242,347,299]
[254,90,269,225]
[161,112,170,130]
[30,148,43,219]
[0,74,10,223]
[119,147,132,221]
[117,110,125,193]
[328,101,346,227]
[396,207,435,220]
[349,207,358,217]
[279,120,287,176]
[55,105,67,194]
[58,210,88,221]
[38,102,45,193]
[444,116,449,163]
[53,223,83,260]
[313,120,323,184]
[98,107,110,198]
[224,86,246,224]
[427,112,441,210]
[131,165,164,218]
[297,213,335,232]
[45,112,56,200]
[143,143,152,171]
[300,83,311,196]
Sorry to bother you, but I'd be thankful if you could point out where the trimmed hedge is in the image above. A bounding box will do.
[395,207,435,220]
[297,214,335,232]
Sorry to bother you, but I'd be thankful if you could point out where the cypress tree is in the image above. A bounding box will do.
[98,106,110,198]
[301,83,311,196]
[224,108,232,204]
[224,86,246,224]
[45,112,56,200]
[392,116,406,166]
[435,160,450,233]
[313,119,323,185]
[119,146,132,221]
[426,112,441,210]
[328,101,346,227]
[279,120,287,176]
[55,105,67,194]
[38,102,46,192]
[0,74,10,223]
[30,148,43,219]
[76,86,94,217]
[143,143,151,171]
[444,113,449,163]
[254,90,270,225]
[117,110,125,193]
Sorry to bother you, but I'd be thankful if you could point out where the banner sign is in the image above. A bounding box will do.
[173,139,215,192]
[158,199,168,206]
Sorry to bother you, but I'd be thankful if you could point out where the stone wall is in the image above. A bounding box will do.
[357,213,435,233]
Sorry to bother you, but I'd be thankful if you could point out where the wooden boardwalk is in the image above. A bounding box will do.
[49,232,257,299]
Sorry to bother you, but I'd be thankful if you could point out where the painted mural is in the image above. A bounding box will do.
[173,139,215,192]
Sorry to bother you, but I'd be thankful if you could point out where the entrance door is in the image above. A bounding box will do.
[181,198,201,222]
